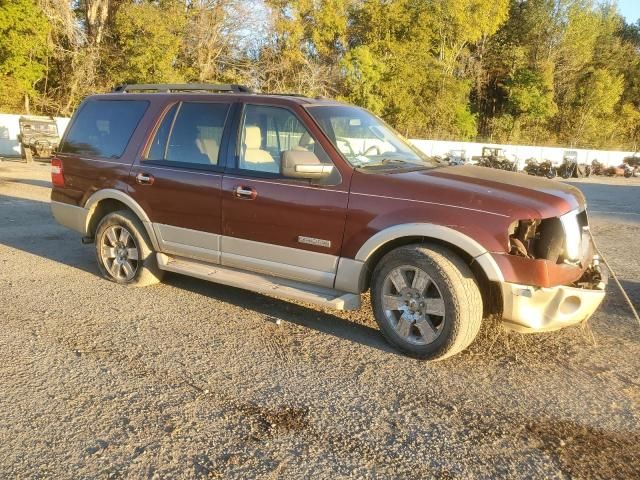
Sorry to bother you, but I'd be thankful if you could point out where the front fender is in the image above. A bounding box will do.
[354,223,504,283]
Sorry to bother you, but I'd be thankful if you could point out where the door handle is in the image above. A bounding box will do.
[136,172,154,185]
[234,185,257,200]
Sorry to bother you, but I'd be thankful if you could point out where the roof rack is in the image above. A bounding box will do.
[267,92,309,98]
[112,83,254,94]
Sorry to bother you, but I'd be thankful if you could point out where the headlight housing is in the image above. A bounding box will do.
[559,210,582,262]
[509,209,586,264]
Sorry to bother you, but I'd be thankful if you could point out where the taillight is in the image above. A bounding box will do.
[51,157,64,187]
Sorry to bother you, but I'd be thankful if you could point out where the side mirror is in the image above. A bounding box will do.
[281,149,334,179]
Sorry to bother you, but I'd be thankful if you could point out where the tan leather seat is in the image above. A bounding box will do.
[195,136,219,164]
[241,125,276,171]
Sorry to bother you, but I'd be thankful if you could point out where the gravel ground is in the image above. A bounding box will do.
[1,160,639,479]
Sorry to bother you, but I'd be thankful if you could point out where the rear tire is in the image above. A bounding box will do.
[370,244,483,360]
[95,210,163,287]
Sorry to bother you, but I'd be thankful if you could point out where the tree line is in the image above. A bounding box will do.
[1,0,640,150]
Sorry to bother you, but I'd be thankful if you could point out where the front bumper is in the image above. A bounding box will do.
[500,267,607,333]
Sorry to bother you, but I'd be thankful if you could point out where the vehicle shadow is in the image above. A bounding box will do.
[0,178,51,188]
[163,272,398,355]
[2,177,52,188]
[0,193,97,275]
[0,192,397,355]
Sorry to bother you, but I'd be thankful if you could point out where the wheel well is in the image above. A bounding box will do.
[86,199,132,239]
[362,236,502,316]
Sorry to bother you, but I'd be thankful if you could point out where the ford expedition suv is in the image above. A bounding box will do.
[50,83,607,360]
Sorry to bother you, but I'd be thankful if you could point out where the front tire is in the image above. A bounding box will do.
[95,210,163,287]
[370,244,483,360]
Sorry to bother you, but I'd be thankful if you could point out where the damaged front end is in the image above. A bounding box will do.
[508,209,589,265]
[499,209,607,332]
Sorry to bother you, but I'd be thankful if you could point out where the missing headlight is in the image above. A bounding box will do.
[509,215,576,264]
[509,219,540,259]
[534,217,564,262]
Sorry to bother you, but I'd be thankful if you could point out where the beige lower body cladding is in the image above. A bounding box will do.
[500,278,607,333]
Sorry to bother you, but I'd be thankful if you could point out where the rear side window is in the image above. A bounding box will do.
[145,102,230,166]
[61,100,148,158]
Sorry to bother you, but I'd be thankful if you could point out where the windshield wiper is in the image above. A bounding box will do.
[356,158,413,168]
[380,158,410,165]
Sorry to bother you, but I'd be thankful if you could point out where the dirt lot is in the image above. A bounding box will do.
[1,160,639,479]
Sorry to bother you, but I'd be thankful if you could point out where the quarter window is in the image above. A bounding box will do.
[61,100,149,158]
[147,104,178,161]
[146,102,230,166]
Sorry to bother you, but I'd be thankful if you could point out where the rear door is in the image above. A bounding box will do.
[128,99,235,263]
[220,103,349,288]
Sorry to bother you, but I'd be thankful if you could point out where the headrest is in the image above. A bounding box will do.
[244,125,262,150]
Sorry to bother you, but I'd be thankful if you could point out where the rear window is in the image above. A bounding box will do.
[61,100,149,158]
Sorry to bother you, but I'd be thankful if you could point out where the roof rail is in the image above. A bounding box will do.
[112,83,254,94]
[267,92,309,98]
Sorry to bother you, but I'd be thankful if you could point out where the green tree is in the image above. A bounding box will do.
[0,0,50,113]
[258,0,353,95]
[562,68,624,147]
[341,46,386,114]
[343,0,505,139]
[497,66,557,143]
[618,103,640,151]
[109,0,186,84]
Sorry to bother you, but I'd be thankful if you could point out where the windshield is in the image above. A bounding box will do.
[306,105,438,169]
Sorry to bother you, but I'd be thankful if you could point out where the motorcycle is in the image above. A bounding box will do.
[623,156,640,177]
[524,159,557,178]
[623,164,638,178]
[591,160,605,176]
[558,160,591,179]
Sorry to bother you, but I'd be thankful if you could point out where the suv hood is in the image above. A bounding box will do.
[351,165,585,219]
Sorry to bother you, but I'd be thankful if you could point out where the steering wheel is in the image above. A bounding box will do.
[363,144,382,156]
[335,136,355,157]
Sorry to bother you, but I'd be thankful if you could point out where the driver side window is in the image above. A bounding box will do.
[238,105,331,174]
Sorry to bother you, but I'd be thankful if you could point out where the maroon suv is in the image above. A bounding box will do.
[51,84,606,360]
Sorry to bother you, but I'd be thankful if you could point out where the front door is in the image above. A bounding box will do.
[221,104,349,288]
[129,100,234,263]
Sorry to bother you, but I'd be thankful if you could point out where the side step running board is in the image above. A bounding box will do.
[156,254,361,311]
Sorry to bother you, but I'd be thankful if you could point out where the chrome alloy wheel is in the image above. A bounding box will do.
[381,265,446,345]
[100,225,139,282]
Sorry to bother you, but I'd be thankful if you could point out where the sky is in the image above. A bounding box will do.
[618,0,640,23]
